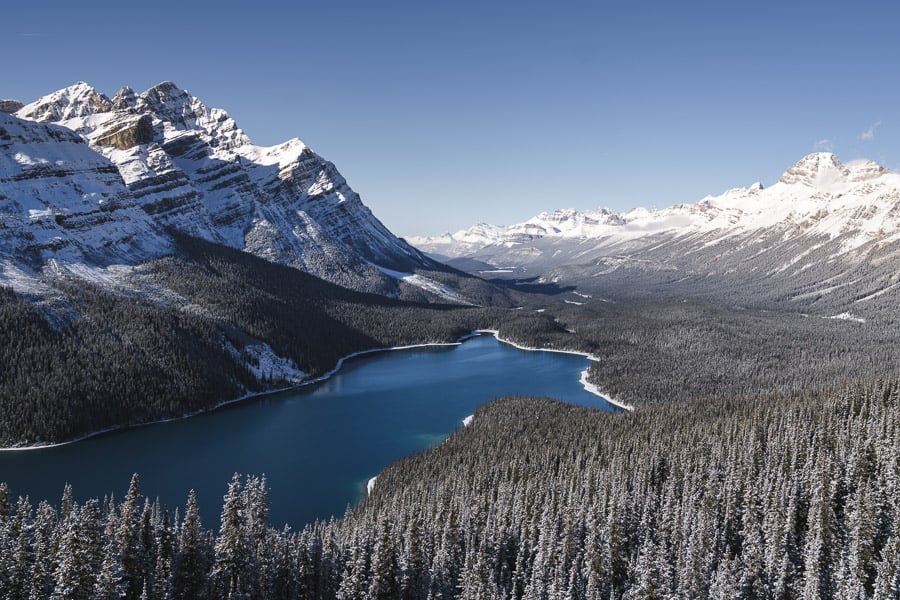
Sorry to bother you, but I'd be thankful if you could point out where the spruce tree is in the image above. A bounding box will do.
[172,490,208,600]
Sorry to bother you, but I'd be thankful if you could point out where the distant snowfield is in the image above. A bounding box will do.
[371,264,472,305]
[411,152,900,266]
[827,312,866,323]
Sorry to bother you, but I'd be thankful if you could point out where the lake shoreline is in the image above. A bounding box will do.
[1,329,627,451]
[475,329,634,412]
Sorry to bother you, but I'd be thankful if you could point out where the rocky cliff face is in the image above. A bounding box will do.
[0,100,24,114]
[0,112,169,273]
[13,81,438,290]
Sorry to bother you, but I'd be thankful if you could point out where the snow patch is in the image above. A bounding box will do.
[827,312,866,323]
[226,341,307,384]
[371,264,472,305]
[0,263,46,294]
[854,282,900,303]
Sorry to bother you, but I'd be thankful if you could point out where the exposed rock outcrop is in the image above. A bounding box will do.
[10,81,442,293]
[0,100,24,114]
[94,114,154,150]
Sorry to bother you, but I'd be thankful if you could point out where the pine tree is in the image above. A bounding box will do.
[739,488,770,599]
[8,496,33,600]
[401,517,429,600]
[801,468,836,600]
[118,474,147,599]
[337,530,370,600]
[29,500,60,600]
[213,474,257,598]
[872,509,899,600]
[94,501,125,600]
[153,507,175,600]
[458,544,493,600]
[51,503,96,600]
[0,482,9,521]
[367,518,401,600]
[171,490,209,600]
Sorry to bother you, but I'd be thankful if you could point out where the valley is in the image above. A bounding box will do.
[0,80,898,599]
[0,334,613,529]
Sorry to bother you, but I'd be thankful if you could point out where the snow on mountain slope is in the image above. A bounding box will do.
[16,82,438,289]
[414,152,900,261]
[0,111,170,283]
[411,153,900,312]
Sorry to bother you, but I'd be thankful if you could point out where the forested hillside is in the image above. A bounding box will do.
[0,377,897,599]
[0,236,506,446]
[493,299,900,408]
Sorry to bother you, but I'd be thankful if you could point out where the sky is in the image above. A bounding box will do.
[5,0,900,237]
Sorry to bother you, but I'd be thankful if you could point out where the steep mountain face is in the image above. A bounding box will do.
[0,82,510,446]
[14,81,440,291]
[0,112,170,278]
[412,153,900,313]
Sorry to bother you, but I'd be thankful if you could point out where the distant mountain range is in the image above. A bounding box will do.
[411,152,900,314]
[2,81,447,297]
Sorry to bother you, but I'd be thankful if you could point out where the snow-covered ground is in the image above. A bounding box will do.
[411,152,900,263]
[371,264,472,305]
[225,341,307,384]
[827,312,866,323]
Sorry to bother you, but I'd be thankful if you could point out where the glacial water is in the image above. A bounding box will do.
[0,334,615,528]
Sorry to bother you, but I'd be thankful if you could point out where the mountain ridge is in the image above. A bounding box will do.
[412,152,900,254]
[11,81,443,295]
[411,152,900,313]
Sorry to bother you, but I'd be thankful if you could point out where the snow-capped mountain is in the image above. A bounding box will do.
[0,111,170,271]
[412,153,900,312]
[412,153,900,258]
[12,81,440,291]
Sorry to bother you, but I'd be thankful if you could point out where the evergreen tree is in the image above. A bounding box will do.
[29,501,60,600]
[172,490,208,600]
[366,518,401,600]
[213,474,257,598]
[118,474,147,599]
[52,503,96,600]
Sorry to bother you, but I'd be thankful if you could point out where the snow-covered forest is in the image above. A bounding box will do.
[2,376,897,599]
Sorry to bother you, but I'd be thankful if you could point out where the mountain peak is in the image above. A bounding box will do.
[0,100,24,114]
[844,158,888,182]
[778,152,844,186]
[137,81,193,119]
[112,86,137,110]
[17,82,112,121]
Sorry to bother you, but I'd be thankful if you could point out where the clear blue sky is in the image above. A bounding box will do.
[5,0,900,236]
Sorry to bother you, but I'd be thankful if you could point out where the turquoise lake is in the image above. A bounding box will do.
[0,334,615,528]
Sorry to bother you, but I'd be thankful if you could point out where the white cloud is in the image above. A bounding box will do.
[860,121,882,142]
[814,139,834,152]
